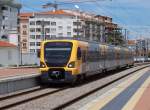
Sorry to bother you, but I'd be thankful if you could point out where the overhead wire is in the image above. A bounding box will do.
[19,0,150,38]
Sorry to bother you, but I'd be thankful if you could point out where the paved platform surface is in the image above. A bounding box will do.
[80,67,150,110]
[0,68,39,79]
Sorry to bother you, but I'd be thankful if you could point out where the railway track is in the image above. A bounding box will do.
[52,65,150,110]
[0,86,68,109]
[0,64,149,110]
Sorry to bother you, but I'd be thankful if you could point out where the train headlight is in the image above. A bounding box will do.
[68,61,75,68]
[40,62,46,68]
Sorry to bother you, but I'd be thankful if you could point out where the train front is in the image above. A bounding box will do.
[40,40,79,84]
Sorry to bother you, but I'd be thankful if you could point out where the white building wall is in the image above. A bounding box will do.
[0,5,19,45]
[0,47,19,66]
[21,53,40,66]
[28,14,77,53]
[0,6,3,37]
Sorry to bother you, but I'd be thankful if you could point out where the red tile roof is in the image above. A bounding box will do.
[128,40,136,45]
[19,12,33,20]
[0,41,16,47]
[19,12,33,17]
[37,10,73,16]
[19,10,74,19]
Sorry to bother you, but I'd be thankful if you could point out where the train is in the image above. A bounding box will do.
[39,39,134,84]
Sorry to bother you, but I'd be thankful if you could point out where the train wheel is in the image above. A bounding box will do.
[70,76,78,87]
[83,73,87,81]
[76,74,84,84]
[102,69,107,73]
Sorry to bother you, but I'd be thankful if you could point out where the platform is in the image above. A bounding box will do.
[0,67,40,95]
[80,67,150,110]
[0,67,39,78]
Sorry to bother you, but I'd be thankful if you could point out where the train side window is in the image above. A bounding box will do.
[77,47,81,60]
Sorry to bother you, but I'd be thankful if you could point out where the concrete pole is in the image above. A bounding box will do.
[41,20,45,41]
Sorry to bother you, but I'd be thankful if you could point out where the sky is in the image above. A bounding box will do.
[15,0,150,39]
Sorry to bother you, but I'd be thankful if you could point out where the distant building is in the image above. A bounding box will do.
[0,0,21,45]
[0,40,19,67]
[131,38,150,61]
[128,40,136,51]
[19,9,120,53]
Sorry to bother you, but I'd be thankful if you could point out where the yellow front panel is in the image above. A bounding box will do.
[39,40,81,76]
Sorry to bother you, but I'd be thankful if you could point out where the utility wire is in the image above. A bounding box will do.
[56,0,109,5]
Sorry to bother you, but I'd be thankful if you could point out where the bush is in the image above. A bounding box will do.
[0,64,3,67]
[9,64,17,67]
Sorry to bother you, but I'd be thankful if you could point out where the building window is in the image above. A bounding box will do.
[51,28,56,33]
[58,33,63,37]
[3,25,5,29]
[36,28,41,32]
[1,6,8,11]
[36,42,41,46]
[2,16,5,19]
[22,25,27,28]
[30,35,35,39]
[51,22,56,26]
[45,28,50,33]
[22,43,27,49]
[30,42,35,46]
[51,35,56,38]
[23,31,27,35]
[45,35,50,39]
[73,22,81,26]
[30,49,35,53]
[36,21,41,25]
[1,35,7,39]
[30,21,35,25]
[30,28,35,32]
[67,32,71,36]
[22,39,27,42]
[44,21,50,25]
[58,26,63,30]
[2,16,7,20]
[36,35,41,39]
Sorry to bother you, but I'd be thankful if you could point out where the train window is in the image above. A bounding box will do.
[77,47,81,60]
[82,50,86,62]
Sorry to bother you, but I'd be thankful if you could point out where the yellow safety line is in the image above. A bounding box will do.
[86,68,149,110]
[122,76,150,110]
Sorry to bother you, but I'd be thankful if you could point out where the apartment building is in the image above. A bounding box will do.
[0,6,2,34]
[20,9,118,53]
[19,13,33,53]
[0,0,21,45]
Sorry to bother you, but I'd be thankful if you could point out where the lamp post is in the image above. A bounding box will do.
[75,5,80,38]
[17,5,22,66]
[41,20,45,41]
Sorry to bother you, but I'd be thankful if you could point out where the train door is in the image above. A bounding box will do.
[126,50,129,65]
[104,45,108,69]
[115,48,120,67]
[81,49,87,74]
[100,45,105,71]
[77,47,82,73]
[78,44,88,74]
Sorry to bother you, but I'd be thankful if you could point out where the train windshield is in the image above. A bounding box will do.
[44,42,72,67]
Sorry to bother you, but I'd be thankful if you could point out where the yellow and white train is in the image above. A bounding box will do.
[39,39,134,84]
